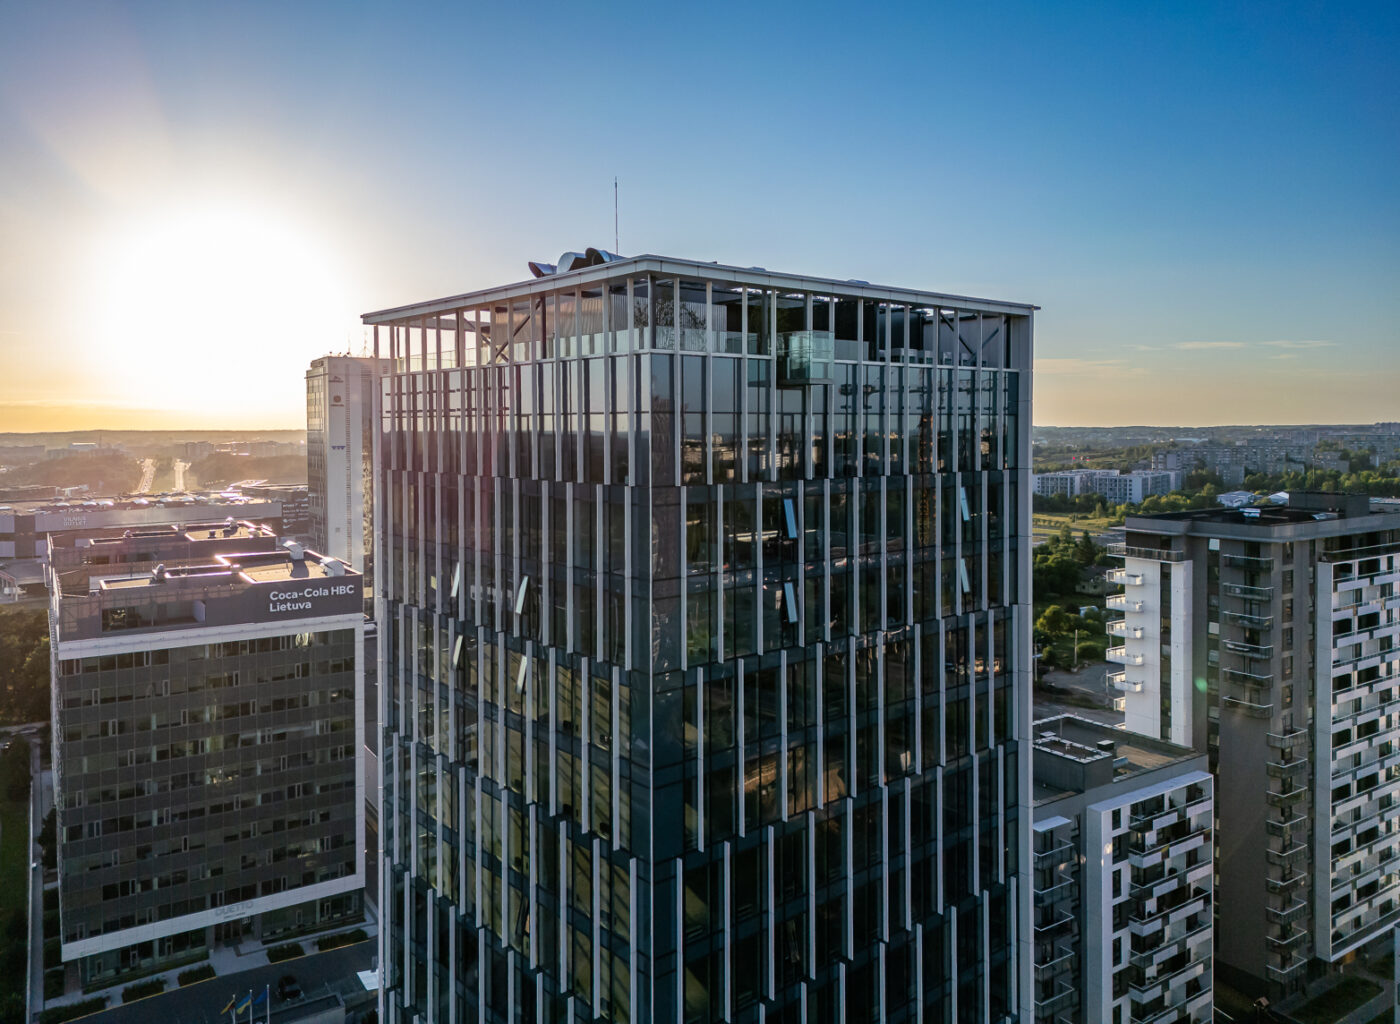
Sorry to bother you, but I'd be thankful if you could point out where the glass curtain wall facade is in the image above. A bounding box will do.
[368,257,1034,1024]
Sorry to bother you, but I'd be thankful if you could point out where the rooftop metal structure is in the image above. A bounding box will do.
[362,252,1039,326]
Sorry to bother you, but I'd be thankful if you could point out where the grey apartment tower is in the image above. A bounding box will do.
[365,252,1035,1023]
[1110,493,1400,997]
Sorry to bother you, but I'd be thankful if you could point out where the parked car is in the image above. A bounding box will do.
[277,974,302,1000]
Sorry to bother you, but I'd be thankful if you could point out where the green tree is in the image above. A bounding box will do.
[1075,530,1097,566]
[0,738,30,801]
[1036,605,1071,635]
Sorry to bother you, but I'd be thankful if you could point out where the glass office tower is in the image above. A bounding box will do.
[367,254,1034,1024]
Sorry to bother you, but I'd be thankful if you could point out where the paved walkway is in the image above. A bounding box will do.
[42,913,377,1017]
[78,940,375,1024]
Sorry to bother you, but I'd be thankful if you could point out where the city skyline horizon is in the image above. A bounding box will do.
[2,2,1396,432]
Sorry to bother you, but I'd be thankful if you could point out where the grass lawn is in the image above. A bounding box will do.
[1292,977,1383,1024]
[0,798,28,919]
[1031,511,1122,545]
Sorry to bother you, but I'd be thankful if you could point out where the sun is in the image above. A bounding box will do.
[89,200,351,424]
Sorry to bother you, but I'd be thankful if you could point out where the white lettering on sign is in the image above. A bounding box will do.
[268,583,356,614]
[213,900,251,921]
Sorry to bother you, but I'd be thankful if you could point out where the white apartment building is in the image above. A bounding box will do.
[1034,469,1181,504]
[305,355,392,586]
[1032,715,1214,1024]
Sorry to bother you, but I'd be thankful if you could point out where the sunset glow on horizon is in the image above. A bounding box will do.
[1,1,1396,431]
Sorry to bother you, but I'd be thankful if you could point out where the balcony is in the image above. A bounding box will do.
[1034,908,1074,936]
[1265,843,1308,868]
[1266,899,1308,926]
[1225,639,1274,660]
[1108,619,1146,640]
[1034,879,1076,907]
[1223,582,1275,602]
[1267,728,1308,751]
[1033,979,1076,1018]
[1224,609,1274,629]
[776,330,835,386]
[1033,943,1075,982]
[1267,929,1307,953]
[1130,921,1211,970]
[1266,954,1308,983]
[1222,665,1274,685]
[1131,826,1210,869]
[1130,794,1212,834]
[1034,841,1076,867]
[1130,887,1211,936]
[1224,552,1275,571]
[1320,538,1400,563]
[1110,568,1145,586]
[1265,814,1307,839]
[1266,758,1309,781]
[1130,959,1208,1008]
[1266,872,1307,895]
[1106,542,1187,562]
[1113,695,1127,711]
[1111,671,1145,693]
[1222,694,1274,718]
[1266,785,1307,808]
[1108,646,1146,666]
[1107,593,1146,612]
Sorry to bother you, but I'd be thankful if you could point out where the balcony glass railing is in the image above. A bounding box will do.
[1224,609,1275,629]
[1223,553,1276,571]
[1267,728,1308,750]
[1266,785,1307,808]
[1266,871,1307,894]
[1266,758,1309,780]
[776,330,834,386]
[1130,921,1211,969]
[1106,542,1187,562]
[1109,569,1145,586]
[1108,646,1146,666]
[1223,582,1275,602]
[1222,666,1274,685]
[1112,672,1145,693]
[1267,929,1307,951]
[1107,594,1145,612]
[1265,955,1308,982]
[1129,958,1207,1000]
[1225,639,1274,659]
[1266,899,1308,926]
[1265,843,1308,867]
[1129,794,1212,833]
[1222,695,1274,718]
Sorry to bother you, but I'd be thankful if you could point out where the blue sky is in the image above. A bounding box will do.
[1,0,1396,427]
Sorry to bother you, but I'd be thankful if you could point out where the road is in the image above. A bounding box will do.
[136,458,156,493]
[82,941,374,1024]
[1034,663,1125,727]
[173,459,190,491]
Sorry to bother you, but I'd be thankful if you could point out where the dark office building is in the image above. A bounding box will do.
[49,524,367,985]
[366,251,1034,1023]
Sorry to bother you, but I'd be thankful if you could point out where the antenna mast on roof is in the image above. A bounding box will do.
[614,177,619,254]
